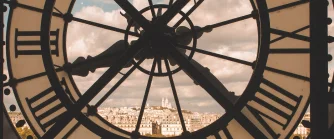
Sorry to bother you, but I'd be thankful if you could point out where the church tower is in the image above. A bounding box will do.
[165,98,169,107]
[162,98,165,107]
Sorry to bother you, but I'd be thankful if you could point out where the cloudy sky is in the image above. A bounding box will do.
[3,0,334,114]
[65,0,257,113]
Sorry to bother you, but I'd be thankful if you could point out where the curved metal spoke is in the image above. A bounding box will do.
[175,44,253,66]
[173,0,204,27]
[95,58,146,107]
[72,17,141,37]
[164,58,187,132]
[148,0,156,18]
[135,59,157,133]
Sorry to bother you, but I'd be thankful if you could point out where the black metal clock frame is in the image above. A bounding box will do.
[0,0,3,137]
[310,0,329,138]
[38,0,271,138]
[0,0,6,138]
[0,0,332,138]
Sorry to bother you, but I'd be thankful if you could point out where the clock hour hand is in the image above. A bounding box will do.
[70,40,132,77]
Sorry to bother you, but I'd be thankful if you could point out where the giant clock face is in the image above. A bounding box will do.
[4,0,311,138]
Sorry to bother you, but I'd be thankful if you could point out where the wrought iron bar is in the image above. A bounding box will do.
[175,45,253,66]
[156,57,162,73]
[310,0,328,138]
[176,44,311,82]
[135,59,157,133]
[169,0,174,6]
[0,0,4,138]
[270,28,310,42]
[164,58,187,132]
[270,25,310,43]
[148,0,156,18]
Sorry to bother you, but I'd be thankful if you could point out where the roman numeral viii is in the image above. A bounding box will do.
[15,28,60,58]
[25,78,73,132]
[244,78,302,138]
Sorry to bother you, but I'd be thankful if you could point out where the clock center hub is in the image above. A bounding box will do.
[148,25,177,57]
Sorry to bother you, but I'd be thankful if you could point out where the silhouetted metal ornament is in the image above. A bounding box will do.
[176,26,212,46]
[157,6,162,17]
[167,48,185,66]
[4,88,10,95]
[176,26,193,45]
[9,105,16,111]
[71,56,92,77]
[301,120,311,128]
[201,26,213,33]
[120,12,141,33]
[26,135,33,139]
[2,74,7,81]
[15,120,26,128]
[87,105,98,116]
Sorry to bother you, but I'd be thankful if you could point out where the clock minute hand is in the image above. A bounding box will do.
[174,50,239,103]
[187,59,240,103]
[70,40,131,77]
